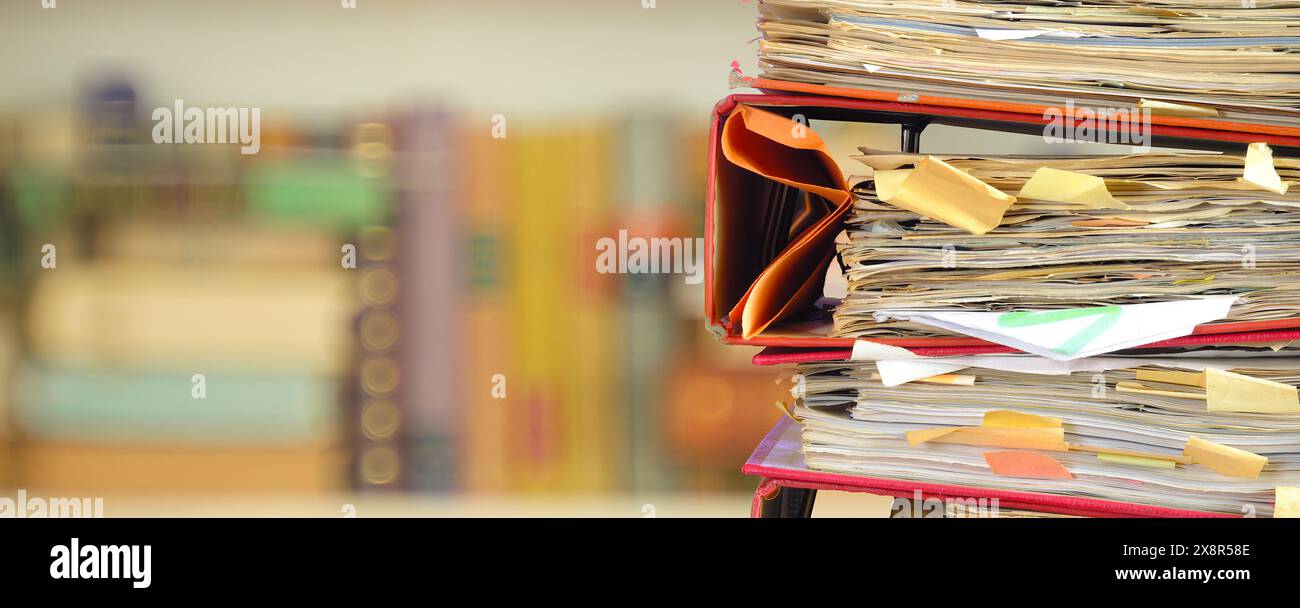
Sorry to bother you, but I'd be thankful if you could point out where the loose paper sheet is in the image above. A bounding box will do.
[874,353,1234,387]
[873,296,1237,361]
[1239,142,1289,195]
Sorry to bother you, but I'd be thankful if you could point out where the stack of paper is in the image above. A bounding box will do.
[794,359,1300,514]
[835,148,1300,346]
[756,0,1300,125]
[775,144,1300,515]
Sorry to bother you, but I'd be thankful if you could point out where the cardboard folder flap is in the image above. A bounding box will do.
[719,105,853,339]
[721,105,850,206]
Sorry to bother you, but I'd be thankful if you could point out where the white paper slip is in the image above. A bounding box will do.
[872,296,1238,361]
[872,355,1248,387]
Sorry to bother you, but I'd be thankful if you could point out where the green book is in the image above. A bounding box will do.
[244,160,389,230]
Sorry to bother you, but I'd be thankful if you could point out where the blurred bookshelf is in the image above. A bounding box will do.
[0,75,783,513]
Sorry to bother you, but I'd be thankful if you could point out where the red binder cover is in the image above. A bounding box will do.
[743,417,1235,518]
[752,327,1300,366]
[704,92,1300,352]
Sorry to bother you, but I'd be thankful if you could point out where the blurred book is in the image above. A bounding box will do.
[460,121,513,493]
[26,261,354,374]
[245,158,389,230]
[392,108,461,492]
[94,219,340,266]
[0,316,16,487]
[17,443,343,496]
[15,363,339,447]
[507,122,623,492]
[565,122,621,491]
[618,114,688,492]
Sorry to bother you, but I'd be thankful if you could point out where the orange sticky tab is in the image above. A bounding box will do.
[983,451,1074,480]
[983,410,1062,430]
[1182,436,1268,478]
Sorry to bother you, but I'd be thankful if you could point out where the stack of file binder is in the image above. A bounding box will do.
[754,0,1300,126]
[711,1,1300,517]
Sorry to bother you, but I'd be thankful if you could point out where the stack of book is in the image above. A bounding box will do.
[715,1,1300,517]
[3,87,395,497]
[15,219,353,496]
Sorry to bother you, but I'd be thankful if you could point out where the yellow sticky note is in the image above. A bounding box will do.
[1098,453,1177,470]
[917,373,976,386]
[1239,142,1289,195]
[1172,275,1216,286]
[1073,444,1192,465]
[878,156,1015,235]
[1135,369,1206,388]
[906,427,960,446]
[1138,98,1220,118]
[873,169,911,201]
[876,372,975,386]
[982,410,1062,430]
[1275,487,1300,518]
[939,427,1068,451]
[1017,167,1129,209]
[1204,368,1300,414]
[1182,436,1267,478]
[1115,381,1205,401]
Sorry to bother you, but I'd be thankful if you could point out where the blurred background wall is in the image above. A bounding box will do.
[0,0,759,114]
[0,0,818,515]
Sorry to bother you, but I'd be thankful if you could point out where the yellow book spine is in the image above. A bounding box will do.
[510,129,566,492]
[563,122,620,491]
